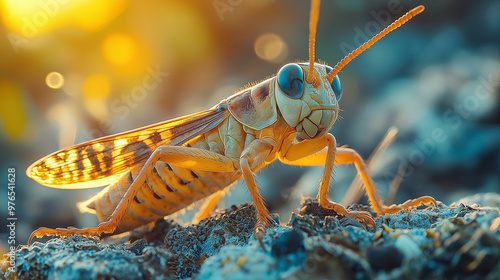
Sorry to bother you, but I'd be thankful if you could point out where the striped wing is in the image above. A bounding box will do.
[27,103,229,189]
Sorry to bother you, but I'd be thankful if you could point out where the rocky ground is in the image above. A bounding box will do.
[2,195,500,280]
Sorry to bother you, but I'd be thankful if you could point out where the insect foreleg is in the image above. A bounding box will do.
[239,138,276,244]
[279,133,376,229]
[279,135,437,227]
[278,133,332,164]
[334,148,437,215]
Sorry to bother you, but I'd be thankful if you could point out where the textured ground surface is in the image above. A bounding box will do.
[2,195,500,280]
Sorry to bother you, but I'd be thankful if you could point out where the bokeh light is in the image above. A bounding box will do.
[45,72,64,89]
[102,33,137,66]
[0,0,498,250]
[254,33,288,63]
[0,0,127,37]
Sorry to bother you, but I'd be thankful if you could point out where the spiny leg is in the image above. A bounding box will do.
[382,196,437,214]
[241,156,275,243]
[29,226,111,245]
[29,145,238,245]
[315,135,376,229]
[334,148,436,215]
[281,131,436,216]
[238,136,278,247]
[337,127,436,213]
[342,127,398,205]
[279,133,376,230]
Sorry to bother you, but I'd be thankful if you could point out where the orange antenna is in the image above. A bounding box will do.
[306,0,321,83]
[326,5,425,83]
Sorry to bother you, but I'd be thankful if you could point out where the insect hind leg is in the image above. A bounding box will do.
[29,185,116,245]
[29,145,239,245]
[28,224,113,245]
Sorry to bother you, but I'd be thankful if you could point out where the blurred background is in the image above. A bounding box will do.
[0,0,499,251]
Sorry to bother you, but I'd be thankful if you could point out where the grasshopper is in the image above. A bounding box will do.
[27,0,436,245]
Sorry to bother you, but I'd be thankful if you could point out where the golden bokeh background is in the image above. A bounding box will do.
[0,0,498,247]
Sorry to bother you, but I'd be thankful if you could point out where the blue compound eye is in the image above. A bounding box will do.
[277,63,304,99]
[325,66,342,101]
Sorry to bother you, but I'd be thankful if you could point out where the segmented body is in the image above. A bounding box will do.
[27,2,434,244]
[82,78,292,232]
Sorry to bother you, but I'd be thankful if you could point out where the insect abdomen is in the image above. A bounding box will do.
[87,115,248,232]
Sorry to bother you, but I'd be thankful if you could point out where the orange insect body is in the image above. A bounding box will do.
[27,1,436,244]
[83,81,294,232]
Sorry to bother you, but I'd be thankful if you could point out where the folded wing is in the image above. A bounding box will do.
[27,103,229,189]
